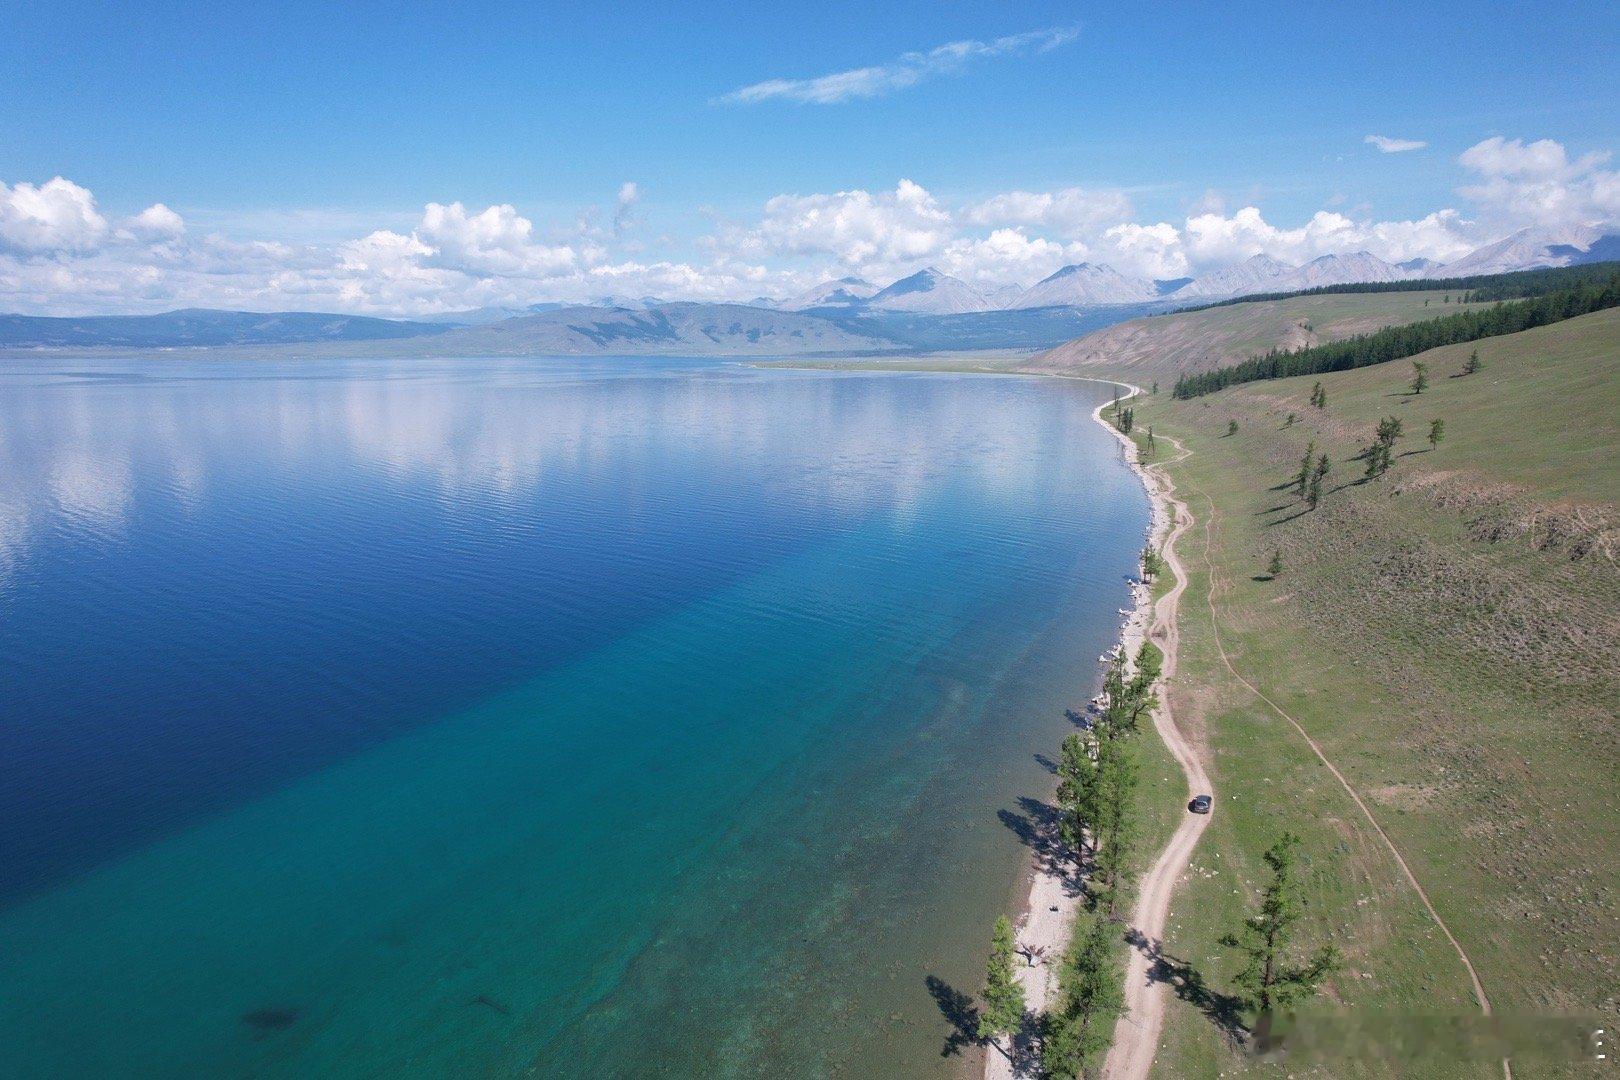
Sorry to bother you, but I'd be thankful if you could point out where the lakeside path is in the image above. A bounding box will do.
[985,384,1200,1080]
[1099,428,1209,1080]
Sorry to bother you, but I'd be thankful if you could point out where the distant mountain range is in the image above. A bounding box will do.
[2,225,1613,355]
[0,308,449,348]
[777,225,1620,314]
[408,303,902,355]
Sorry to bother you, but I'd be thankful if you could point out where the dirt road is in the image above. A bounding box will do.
[1101,434,1210,1080]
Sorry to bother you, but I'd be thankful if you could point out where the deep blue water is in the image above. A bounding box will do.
[0,356,1147,1077]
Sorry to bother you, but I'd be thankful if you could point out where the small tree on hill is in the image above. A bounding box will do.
[1222,834,1340,1025]
[1428,418,1445,450]
[1146,426,1156,454]
[1410,361,1428,395]
[1267,551,1283,578]
[1306,453,1330,508]
[1461,350,1483,376]
[1227,420,1239,436]
[1363,441,1391,479]
[1151,380,1159,395]
[1310,382,1326,409]
[979,915,1026,1043]
[1296,440,1317,496]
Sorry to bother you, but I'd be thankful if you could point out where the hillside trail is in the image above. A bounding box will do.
[1102,429,1505,1080]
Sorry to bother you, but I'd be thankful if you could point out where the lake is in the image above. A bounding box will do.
[0,356,1147,1077]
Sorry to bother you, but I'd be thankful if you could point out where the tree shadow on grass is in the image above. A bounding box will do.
[1126,929,1248,1044]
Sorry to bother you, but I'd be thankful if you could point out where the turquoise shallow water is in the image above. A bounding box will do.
[0,357,1147,1077]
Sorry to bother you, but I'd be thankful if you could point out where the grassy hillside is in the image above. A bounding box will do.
[1120,308,1617,1077]
[1028,291,1487,378]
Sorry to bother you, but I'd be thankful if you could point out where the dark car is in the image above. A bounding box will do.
[1188,794,1213,814]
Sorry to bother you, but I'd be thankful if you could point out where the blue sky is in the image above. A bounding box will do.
[2,1,1617,314]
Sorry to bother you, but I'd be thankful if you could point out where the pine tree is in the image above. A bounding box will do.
[1267,551,1283,578]
[1428,418,1445,450]
[1146,427,1156,454]
[1150,380,1159,395]
[1310,381,1326,409]
[1041,919,1125,1079]
[1306,454,1330,508]
[978,915,1026,1042]
[1221,834,1340,1023]
[1141,544,1163,581]
[1133,640,1164,688]
[1091,736,1140,916]
[1363,441,1391,479]
[1227,420,1239,436]
[1461,350,1483,376]
[1056,732,1100,857]
[1410,361,1428,395]
[1297,440,1317,495]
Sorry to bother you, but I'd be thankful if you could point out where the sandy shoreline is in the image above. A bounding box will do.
[984,381,1169,1080]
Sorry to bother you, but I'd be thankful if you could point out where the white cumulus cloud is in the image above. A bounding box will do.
[1457,136,1620,228]
[118,203,186,243]
[965,186,1133,238]
[737,179,955,270]
[0,177,109,254]
[3,134,1616,317]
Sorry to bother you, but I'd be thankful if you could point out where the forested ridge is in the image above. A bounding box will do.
[1174,270,1620,398]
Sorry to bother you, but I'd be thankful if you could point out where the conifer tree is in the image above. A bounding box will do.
[1363,441,1391,479]
[1306,453,1330,508]
[1428,418,1445,450]
[1091,736,1140,916]
[1056,732,1100,857]
[1041,919,1125,1079]
[1297,440,1316,495]
[1222,834,1340,1022]
[1461,350,1483,376]
[1267,551,1283,578]
[1410,361,1428,395]
[979,915,1026,1042]
[1227,420,1239,436]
